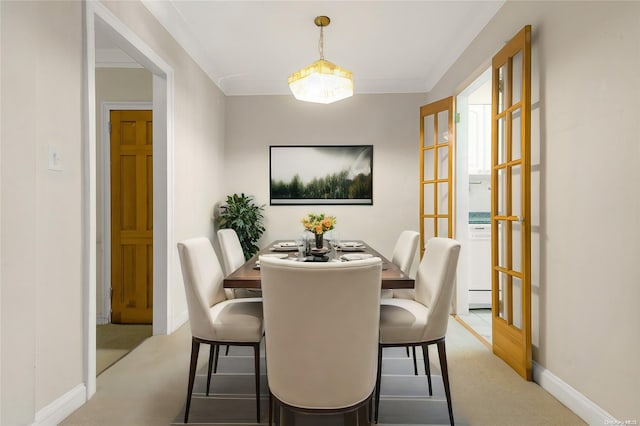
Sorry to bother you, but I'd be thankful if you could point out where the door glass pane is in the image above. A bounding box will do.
[512,109,522,161]
[437,110,449,144]
[423,218,435,240]
[513,221,522,273]
[437,182,449,215]
[437,218,449,238]
[512,276,522,329]
[498,271,507,320]
[512,50,523,105]
[423,183,434,215]
[437,146,449,179]
[497,220,507,269]
[512,165,521,218]
[423,148,434,180]
[423,115,435,147]
[498,116,506,165]
[497,168,507,216]
[497,65,506,113]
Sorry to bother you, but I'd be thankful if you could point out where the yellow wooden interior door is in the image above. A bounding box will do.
[420,97,455,256]
[491,26,532,380]
[110,110,153,324]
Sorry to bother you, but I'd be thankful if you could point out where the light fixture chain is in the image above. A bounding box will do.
[318,25,324,60]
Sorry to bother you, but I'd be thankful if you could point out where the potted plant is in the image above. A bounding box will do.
[218,193,265,259]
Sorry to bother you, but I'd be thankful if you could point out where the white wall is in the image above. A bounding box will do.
[100,0,227,331]
[428,1,640,420]
[1,1,84,424]
[224,94,425,260]
[1,0,227,422]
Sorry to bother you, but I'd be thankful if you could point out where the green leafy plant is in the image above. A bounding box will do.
[218,193,265,259]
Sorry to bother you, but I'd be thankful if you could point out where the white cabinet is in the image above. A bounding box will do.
[468,104,491,175]
[468,224,491,308]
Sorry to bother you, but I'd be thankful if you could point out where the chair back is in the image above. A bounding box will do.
[391,230,420,275]
[259,256,382,410]
[414,237,461,342]
[217,228,246,275]
[177,237,227,339]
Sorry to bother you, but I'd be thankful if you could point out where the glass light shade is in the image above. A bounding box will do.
[288,59,353,104]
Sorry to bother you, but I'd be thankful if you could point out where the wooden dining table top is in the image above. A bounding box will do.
[223,240,415,289]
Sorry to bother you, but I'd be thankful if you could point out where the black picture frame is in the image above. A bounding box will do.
[269,145,373,205]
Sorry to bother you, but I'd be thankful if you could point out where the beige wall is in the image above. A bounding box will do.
[1,1,84,424]
[1,0,227,423]
[94,67,152,321]
[99,0,227,329]
[428,1,640,420]
[224,93,425,260]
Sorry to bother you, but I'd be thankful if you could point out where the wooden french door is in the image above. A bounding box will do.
[491,26,532,380]
[420,97,455,256]
[110,110,153,324]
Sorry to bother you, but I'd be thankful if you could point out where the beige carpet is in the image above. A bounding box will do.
[96,324,153,375]
[63,318,585,425]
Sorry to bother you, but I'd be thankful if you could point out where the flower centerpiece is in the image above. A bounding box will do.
[301,213,336,249]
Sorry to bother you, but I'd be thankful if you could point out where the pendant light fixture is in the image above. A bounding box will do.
[288,16,354,104]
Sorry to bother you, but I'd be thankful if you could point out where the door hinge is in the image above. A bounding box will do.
[108,121,111,134]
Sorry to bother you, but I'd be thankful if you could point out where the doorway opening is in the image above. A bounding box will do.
[85,1,174,398]
[455,67,492,345]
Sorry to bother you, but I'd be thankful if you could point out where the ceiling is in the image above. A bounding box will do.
[97,1,505,96]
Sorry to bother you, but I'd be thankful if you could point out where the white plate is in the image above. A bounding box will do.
[341,253,373,261]
[261,253,289,259]
[339,241,364,248]
[274,241,297,247]
[340,246,366,252]
[271,246,298,252]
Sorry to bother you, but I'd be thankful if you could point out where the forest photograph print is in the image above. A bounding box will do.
[270,145,373,205]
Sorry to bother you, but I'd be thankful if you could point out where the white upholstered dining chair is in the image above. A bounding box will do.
[375,237,461,425]
[218,228,262,300]
[385,230,420,299]
[177,237,264,423]
[259,255,383,426]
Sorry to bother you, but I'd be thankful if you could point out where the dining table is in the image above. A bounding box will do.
[223,240,415,290]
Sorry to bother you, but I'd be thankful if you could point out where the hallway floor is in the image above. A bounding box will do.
[456,308,491,344]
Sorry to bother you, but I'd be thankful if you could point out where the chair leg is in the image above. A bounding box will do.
[358,400,370,425]
[345,409,358,426]
[206,344,217,396]
[184,338,200,424]
[374,345,383,423]
[213,342,221,373]
[405,346,410,357]
[268,392,273,426]
[225,345,230,356]
[412,346,418,375]
[254,343,261,423]
[437,340,454,425]
[422,343,433,396]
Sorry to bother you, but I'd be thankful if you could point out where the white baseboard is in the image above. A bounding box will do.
[96,315,109,325]
[533,361,618,425]
[33,383,86,426]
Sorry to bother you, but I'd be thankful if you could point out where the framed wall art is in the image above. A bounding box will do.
[269,145,373,205]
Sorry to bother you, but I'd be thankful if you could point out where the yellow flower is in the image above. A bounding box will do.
[301,213,336,234]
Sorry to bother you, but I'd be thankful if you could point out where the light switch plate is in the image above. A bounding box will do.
[48,144,63,171]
